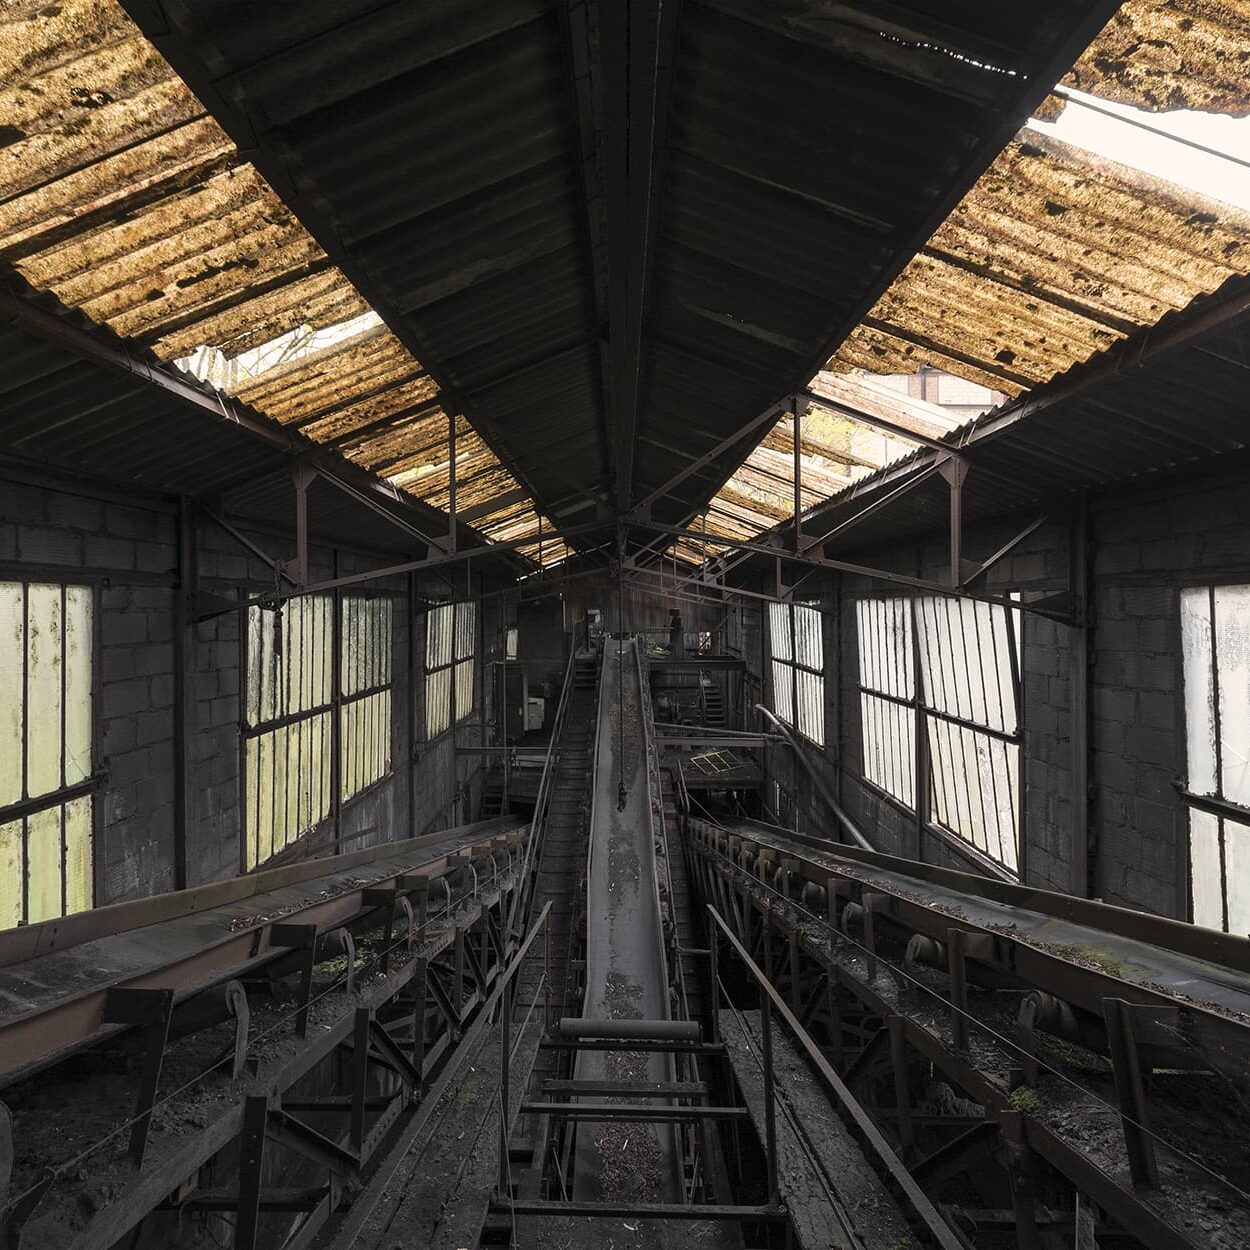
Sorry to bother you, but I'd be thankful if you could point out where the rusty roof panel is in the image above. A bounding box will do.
[0,18,203,203]
[343,410,464,472]
[0,0,548,565]
[0,117,231,258]
[1064,0,1250,116]
[302,378,442,449]
[828,133,1250,392]
[18,169,325,342]
[146,267,368,360]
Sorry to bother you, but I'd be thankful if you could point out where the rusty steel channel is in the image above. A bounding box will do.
[0,818,525,1087]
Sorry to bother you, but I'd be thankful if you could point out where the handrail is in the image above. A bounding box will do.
[337,901,553,1247]
[754,703,873,851]
[507,648,579,933]
[706,904,964,1250]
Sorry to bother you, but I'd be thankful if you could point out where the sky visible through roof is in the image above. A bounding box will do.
[1036,88,1250,213]
[672,63,1250,570]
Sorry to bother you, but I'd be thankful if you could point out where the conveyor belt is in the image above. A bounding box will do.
[572,638,682,1205]
[687,813,1250,1250]
[698,817,1250,1081]
[0,817,524,1085]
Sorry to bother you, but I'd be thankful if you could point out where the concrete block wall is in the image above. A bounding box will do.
[0,473,180,904]
[746,460,1250,921]
[1083,469,1250,917]
[1,466,504,917]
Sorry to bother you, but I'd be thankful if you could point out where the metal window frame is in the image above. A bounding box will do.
[1177,581,1250,934]
[240,588,397,872]
[767,600,826,747]
[853,591,1024,876]
[0,576,102,925]
[339,592,395,804]
[423,600,476,742]
[240,593,335,872]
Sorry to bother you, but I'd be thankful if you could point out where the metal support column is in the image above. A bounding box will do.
[173,495,195,892]
[938,457,970,588]
[292,460,316,585]
[1071,492,1091,897]
[792,396,802,554]
[447,409,457,555]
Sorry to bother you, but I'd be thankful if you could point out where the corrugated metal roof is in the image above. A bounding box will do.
[722,286,1250,574]
[105,0,1117,557]
[679,0,1250,561]
[13,0,1237,583]
[828,131,1250,394]
[1063,0,1250,116]
[667,371,963,561]
[0,0,565,564]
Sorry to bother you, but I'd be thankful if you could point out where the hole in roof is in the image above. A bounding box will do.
[872,366,1005,422]
[176,310,383,390]
[1031,87,1250,213]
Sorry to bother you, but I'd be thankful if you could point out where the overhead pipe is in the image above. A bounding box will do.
[754,703,873,852]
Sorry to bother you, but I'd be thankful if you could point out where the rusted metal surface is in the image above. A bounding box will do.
[684,3,1250,553]
[1064,0,1250,117]
[0,0,561,562]
[830,131,1250,394]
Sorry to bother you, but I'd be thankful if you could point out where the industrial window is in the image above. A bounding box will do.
[0,582,94,928]
[340,595,393,802]
[854,595,1021,874]
[1181,585,1250,934]
[426,602,475,739]
[855,598,916,810]
[244,596,333,870]
[916,597,1020,873]
[767,602,825,746]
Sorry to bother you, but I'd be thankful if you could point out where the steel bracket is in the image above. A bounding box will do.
[102,986,175,1166]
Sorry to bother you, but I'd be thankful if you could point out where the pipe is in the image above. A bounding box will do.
[558,1017,701,1042]
[754,703,873,851]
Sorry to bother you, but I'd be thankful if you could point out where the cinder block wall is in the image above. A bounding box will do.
[747,459,1250,920]
[2,475,182,902]
[0,467,499,910]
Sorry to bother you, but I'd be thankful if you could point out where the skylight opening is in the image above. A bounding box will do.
[1030,87,1250,213]
[177,311,384,391]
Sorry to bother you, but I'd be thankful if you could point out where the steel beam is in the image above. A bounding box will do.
[707,906,964,1249]
[628,399,791,519]
[802,462,943,553]
[801,388,958,454]
[962,514,1049,587]
[635,519,1075,622]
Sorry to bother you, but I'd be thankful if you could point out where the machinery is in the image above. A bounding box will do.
[3,636,1249,1250]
